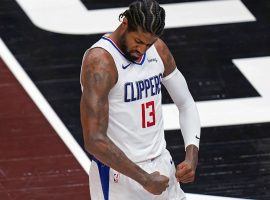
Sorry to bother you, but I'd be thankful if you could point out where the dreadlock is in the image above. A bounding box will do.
[119,0,166,37]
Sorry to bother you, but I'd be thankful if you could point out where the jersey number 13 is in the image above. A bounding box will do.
[141,101,156,128]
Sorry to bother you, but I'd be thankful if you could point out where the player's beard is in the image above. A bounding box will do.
[120,32,138,62]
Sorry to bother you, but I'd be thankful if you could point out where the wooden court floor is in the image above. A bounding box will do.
[0,59,89,200]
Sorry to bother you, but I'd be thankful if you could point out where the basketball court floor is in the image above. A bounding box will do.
[1,0,270,199]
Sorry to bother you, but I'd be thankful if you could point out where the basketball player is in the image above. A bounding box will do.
[80,0,200,199]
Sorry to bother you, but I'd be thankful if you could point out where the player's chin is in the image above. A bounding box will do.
[130,55,140,61]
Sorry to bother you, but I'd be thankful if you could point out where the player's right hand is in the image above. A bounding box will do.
[143,171,169,195]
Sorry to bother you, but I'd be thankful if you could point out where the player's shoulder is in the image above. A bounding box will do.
[82,47,115,68]
[81,47,118,85]
[154,38,171,61]
[154,38,169,53]
[154,38,166,49]
[154,38,176,76]
[82,47,117,76]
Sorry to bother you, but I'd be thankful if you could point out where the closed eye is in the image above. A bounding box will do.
[135,39,153,48]
[135,39,144,44]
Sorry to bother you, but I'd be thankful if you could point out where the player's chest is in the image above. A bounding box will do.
[117,63,163,102]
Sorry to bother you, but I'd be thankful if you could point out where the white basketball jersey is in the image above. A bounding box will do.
[81,35,166,163]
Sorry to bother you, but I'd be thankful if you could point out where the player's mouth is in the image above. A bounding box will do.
[131,52,143,59]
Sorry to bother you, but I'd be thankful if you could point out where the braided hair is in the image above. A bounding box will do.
[119,0,166,37]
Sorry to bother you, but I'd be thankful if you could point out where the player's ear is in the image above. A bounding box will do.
[122,17,128,29]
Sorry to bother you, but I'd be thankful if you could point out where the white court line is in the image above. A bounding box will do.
[163,56,270,129]
[15,0,255,34]
[233,57,270,98]
[0,38,91,174]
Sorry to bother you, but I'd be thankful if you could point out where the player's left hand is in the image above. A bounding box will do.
[175,160,196,184]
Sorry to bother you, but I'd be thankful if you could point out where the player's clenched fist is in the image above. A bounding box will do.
[143,171,169,195]
[175,161,196,183]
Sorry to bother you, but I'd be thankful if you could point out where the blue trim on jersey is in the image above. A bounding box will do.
[101,36,146,65]
[92,157,110,200]
[101,36,125,57]
[140,52,146,65]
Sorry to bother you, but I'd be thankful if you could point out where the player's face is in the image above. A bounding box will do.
[121,27,158,62]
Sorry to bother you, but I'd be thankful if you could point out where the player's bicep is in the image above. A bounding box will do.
[80,49,116,142]
[80,72,110,138]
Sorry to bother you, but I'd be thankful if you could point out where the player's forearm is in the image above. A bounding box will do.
[178,102,201,149]
[85,135,149,186]
[162,68,201,149]
[185,144,198,170]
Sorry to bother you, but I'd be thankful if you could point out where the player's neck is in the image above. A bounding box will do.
[107,27,123,51]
